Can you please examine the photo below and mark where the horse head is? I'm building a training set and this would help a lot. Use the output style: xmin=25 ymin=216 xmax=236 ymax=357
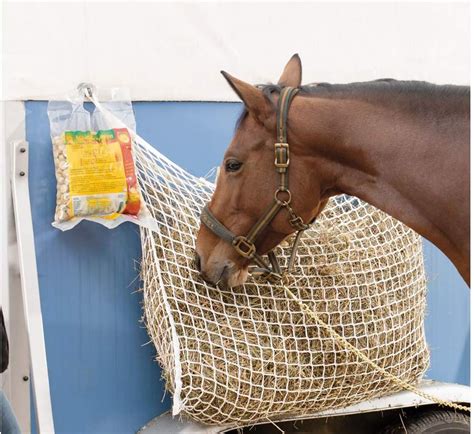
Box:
xmin=195 ymin=55 xmax=328 ymax=288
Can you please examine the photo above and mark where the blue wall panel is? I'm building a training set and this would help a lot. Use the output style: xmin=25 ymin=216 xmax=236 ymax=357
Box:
xmin=25 ymin=101 xmax=469 ymax=434
xmin=423 ymin=240 xmax=470 ymax=385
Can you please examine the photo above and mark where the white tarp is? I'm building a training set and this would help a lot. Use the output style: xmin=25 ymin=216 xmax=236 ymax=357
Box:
xmin=3 ymin=1 xmax=469 ymax=101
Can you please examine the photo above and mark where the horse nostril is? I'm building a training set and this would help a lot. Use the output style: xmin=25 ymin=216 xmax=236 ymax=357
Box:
xmin=194 ymin=253 xmax=202 ymax=272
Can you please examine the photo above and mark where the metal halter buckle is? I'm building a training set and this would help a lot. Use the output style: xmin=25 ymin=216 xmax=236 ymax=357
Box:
xmin=232 ymin=236 xmax=256 ymax=258
xmin=274 ymin=142 xmax=290 ymax=168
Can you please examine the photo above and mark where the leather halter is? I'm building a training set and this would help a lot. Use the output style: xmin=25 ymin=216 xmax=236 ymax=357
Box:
xmin=200 ymin=86 xmax=311 ymax=281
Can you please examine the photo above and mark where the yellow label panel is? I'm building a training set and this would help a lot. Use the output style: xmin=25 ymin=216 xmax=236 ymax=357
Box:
xmin=63 ymin=131 xmax=128 ymax=218
xmin=66 ymin=139 xmax=127 ymax=196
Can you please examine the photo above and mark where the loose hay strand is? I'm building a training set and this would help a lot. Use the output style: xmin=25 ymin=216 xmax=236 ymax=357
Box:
xmin=133 ymin=133 xmax=435 ymax=426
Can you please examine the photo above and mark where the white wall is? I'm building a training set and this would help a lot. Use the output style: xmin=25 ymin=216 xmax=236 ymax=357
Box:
xmin=3 ymin=1 xmax=470 ymax=101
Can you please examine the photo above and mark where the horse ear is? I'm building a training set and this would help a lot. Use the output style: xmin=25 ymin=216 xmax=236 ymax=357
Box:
xmin=278 ymin=53 xmax=302 ymax=87
xmin=221 ymin=71 xmax=271 ymax=125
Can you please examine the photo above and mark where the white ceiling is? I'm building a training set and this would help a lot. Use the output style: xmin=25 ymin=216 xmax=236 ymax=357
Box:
xmin=3 ymin=1 xmax=469 ymax=101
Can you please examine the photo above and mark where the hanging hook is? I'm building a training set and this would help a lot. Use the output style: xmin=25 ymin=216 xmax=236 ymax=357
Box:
xmin=77 ymin=82 xmax=96 ymax=100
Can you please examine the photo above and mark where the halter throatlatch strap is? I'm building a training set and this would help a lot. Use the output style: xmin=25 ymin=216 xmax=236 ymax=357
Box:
xmin=200 ymin=86 xmax=312 ymax=281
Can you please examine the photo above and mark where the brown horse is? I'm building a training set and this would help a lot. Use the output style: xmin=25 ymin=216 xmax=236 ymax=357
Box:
xmin=195 ymin=54 xmax=470 ymax=288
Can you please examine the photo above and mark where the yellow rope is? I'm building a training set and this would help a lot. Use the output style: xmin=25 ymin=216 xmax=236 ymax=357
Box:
xmin=282 ymin=286 xmax=470 ymax=413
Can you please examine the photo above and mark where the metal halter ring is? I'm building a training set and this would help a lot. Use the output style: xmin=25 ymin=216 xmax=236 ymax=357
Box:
xmin=232 ymin=236 xmax=256 ymax=258
xmin=274 ymin=188 xmax=292 ymax=206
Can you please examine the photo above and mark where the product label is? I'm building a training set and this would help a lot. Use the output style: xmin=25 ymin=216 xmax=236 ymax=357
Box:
xmin=64 ymin=129 xmax=140 ymax=218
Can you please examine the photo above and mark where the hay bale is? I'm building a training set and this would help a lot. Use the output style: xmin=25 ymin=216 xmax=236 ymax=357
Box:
xmin=136 ymin=143 xmax=429 ymax=427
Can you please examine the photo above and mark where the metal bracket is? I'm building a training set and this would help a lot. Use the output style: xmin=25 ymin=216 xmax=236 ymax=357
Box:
xmin=11 ymin=140 xmax=55 ymax=434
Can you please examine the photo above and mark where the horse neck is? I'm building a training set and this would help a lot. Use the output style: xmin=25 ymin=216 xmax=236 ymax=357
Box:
xmin=290 ymin=91 xmax=469 ymax=276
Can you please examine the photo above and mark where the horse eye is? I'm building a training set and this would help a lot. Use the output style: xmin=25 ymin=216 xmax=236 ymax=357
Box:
xmin=225 ymin=159 xmax=243 ymax=172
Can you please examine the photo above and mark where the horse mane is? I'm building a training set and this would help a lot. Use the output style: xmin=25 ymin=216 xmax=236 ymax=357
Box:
xmin=235 ymin=79 xmax=469 ymax=130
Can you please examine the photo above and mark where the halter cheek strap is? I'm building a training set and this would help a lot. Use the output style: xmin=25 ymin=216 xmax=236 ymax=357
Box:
xmin=200 ymin=86 xmax=311 ymax=281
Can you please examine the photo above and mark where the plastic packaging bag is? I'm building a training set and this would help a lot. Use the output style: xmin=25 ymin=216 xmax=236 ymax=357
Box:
xmin=48 ymin=87 xmax=157 ymax=231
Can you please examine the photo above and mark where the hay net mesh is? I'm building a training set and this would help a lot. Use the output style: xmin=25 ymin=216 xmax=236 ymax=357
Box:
xmin=135 ymin=137 xmax=429 ymax=427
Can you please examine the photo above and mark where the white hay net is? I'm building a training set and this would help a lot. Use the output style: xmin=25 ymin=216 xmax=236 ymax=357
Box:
xmin=135 ymin=138 xmax=429 ymax=427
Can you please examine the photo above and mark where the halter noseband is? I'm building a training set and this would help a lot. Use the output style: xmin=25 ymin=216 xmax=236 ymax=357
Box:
xmin=200 ymin=87 xmax=311 ymax=282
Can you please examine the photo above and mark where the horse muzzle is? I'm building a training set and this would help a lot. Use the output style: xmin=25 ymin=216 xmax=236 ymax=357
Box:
xmin=194 ymin=250 xmax=249 ymax=289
